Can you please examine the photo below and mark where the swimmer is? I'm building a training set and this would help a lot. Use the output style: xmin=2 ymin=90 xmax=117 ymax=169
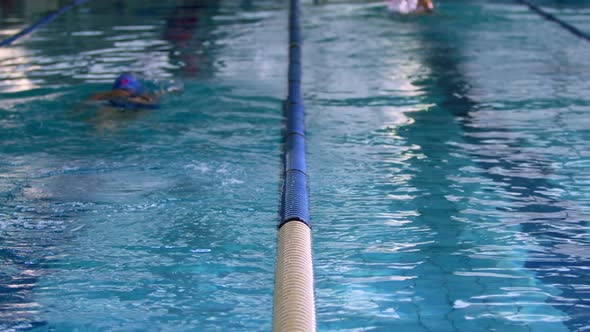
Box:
xmin=90 ymin=73 xmax=160 ymax=110
xmin=388 ymin=0 xmax=433 ymax=14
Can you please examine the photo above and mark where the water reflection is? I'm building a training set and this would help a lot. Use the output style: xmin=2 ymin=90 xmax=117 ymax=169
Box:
xmin=163 ymin=1 xmax=220 ymax=77
xmin=1 ymin=0 xmax=284 ymax=329
xmin=411 ymin=3 xmax=589 ymax=330
xmin=0 ymin=47 xmax=39 ymax=92
xmin=0 ymin=1 xmax=221 ymax=93
xmin=307 ymin=1 xmax=588 ymax=330
xmin=0 ymin=1 xmax=52 ymax=92
xmin=0 ymin=0 xmax=225 ymax=329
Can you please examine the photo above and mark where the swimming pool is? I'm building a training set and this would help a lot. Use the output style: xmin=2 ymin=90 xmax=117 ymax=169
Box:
xmin=1 ymin=0 xmax=589 ymax=331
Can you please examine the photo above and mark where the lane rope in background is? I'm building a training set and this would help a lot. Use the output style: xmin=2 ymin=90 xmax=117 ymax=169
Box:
xmin=515 ymin=0 xmax=590 ymax=42
xmin=0 ymin=0 xmax=90 ymax=47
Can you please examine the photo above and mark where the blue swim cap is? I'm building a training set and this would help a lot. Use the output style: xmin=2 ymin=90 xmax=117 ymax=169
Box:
xmin=112 ymin=73 xmax=142 ymax=93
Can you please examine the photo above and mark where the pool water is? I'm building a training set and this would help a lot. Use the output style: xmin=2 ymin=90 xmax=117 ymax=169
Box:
xmin=1 ymin=0 xmax=589 ymax=331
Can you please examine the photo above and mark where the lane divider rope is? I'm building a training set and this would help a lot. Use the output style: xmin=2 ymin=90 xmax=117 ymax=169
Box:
xmin=514 ymin=0 xmax=590 ymax=42
xmin=0 ymin=0 xmax=90 ymax=47
xmin=273 ymin=0 xmax=316 ymax=330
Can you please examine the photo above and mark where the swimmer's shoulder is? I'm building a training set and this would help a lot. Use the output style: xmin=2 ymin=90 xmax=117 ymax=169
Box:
xmin=90 ymin=89 xmax=132 ymax=101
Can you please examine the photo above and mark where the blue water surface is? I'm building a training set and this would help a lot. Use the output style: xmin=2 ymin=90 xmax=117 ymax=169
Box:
xmin=1 ymin=1 xmax=285 ymax=330
xmin=304 ymin=1 xmax=590 ymax=331
xmin=1 ymin=0 xmax=589 ymax=331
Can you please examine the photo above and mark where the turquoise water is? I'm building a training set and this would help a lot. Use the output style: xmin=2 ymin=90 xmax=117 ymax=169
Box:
xmin=530 ymin=0 xmax=590 ymax=35
xmin=1 ymin=0 xmax=589 ymax=331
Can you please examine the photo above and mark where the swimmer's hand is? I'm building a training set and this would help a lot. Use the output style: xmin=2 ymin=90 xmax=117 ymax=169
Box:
xmin=417 ymin=0 xmax=433 ymax=13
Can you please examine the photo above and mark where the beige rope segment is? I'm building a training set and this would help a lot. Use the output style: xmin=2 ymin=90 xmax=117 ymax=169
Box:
xmin=273 ymin=221 xmax=316 ymax=332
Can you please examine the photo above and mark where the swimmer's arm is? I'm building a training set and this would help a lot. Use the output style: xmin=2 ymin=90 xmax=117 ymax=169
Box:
xmin=90 ymin=90 xmax=131 ymax=101
xmin=75 ymin=91 xmax=127 ymax=113
xmin=126 ymin=93 xmax=160 ymax=105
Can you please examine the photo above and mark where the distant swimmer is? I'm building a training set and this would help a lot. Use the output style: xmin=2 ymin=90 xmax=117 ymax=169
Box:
xmin=91 ymin=73 xmax=160 ymax=110
xmin=388 ymin=0 xmax=433 ymax=14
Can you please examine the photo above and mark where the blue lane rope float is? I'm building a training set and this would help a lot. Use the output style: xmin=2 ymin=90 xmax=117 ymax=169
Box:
xmin=279 ymin=0 xmax=310 ymax=229
xmin=514 ymin=0 xmax=590 ymax=43
xmin=273 ymin=0 xmax=316 ymax=331
xmin=0 ymin=0 xmax=90 ymax=47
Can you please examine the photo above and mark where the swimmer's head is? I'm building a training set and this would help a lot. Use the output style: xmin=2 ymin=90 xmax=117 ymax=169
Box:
xmin=113 ymin=73 xmax=142 ymax=93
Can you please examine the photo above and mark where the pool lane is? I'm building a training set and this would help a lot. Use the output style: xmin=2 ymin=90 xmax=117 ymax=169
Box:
xmin=414 ymin=2 xmax=590 ymax=330
xmin=0 ymin=0 xmax=286 ymax=330
xmin=452 ymin=2 xmax=590 ymax=330
xmin=305 ymin=1 xmax=588 ymax=331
